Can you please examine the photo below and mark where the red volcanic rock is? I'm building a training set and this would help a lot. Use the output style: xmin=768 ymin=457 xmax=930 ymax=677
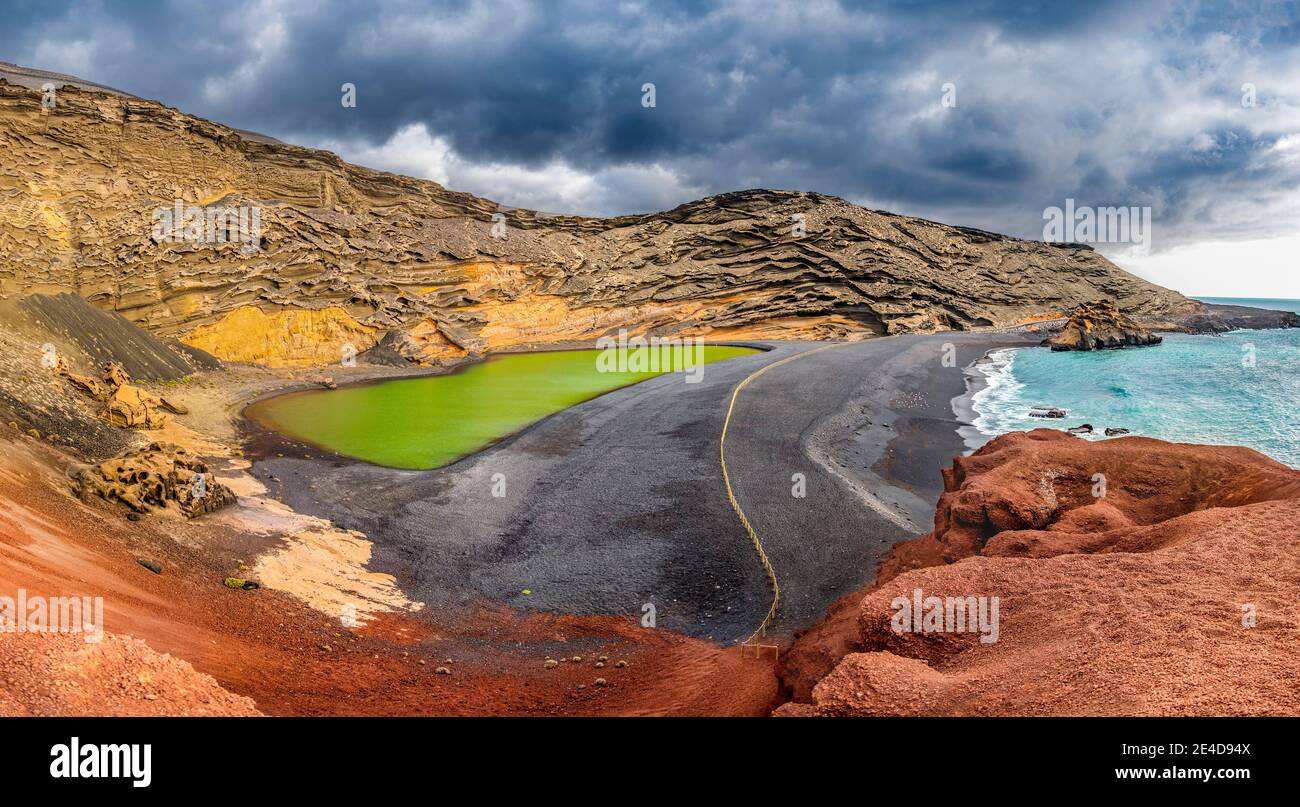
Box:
xmin=777 ymin=429 xmax=1300 ymax=715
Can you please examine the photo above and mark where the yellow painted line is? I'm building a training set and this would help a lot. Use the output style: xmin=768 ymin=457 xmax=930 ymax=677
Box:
xmin=719 ymin=342 xmax=843 ymax=645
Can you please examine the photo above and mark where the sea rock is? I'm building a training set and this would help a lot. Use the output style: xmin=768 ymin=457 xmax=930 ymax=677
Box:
xmin=71 ymin=442 xmax=236 ymax=517
xmin=1047 ymin=300 xmax=1162 ymax=351
xmin=1028 ymin=407 xmax=1066 ymax=419
xmin=777 ymin=430 xmax=1300 ymax=715
xmin=1104 ymin=427 xmax=1130 ymax=436
xmin=1067 ymin=424 xmax=1093 ymax=434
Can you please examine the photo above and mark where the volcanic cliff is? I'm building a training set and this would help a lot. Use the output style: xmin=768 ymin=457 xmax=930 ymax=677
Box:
xmin=0 ymin=66 xmax=1195 ymax=366
xmin=778 ymin=430 xmax=1300 ymax=716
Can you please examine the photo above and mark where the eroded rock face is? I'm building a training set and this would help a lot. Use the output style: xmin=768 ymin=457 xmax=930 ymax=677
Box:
xmin=71 ymin=441 xmax=236 ymax=517
xmin=0 ymin=77 xmax=1193 ymax=365
xmin=58 ymin=360 xmax=173 ymax=429
xmin=1047 ymin=300 xmax=1162 ymax=350
xmin=778 ymin=430 xmax=1300 ymax=716
xmin=912 ymin=429 xmax=1300 ymax=564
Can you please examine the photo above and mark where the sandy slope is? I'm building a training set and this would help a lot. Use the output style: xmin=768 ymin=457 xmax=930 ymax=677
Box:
xmin=0 ymin=430 xmax=778 ymax=716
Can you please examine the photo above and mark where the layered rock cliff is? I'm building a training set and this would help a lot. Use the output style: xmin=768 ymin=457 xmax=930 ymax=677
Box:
xmin=0 ymin=68 xmax=1194 ymax=365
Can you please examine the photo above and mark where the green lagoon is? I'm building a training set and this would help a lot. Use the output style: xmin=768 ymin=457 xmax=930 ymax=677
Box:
xmin=246 ymin=346 xmax=759 ymax=469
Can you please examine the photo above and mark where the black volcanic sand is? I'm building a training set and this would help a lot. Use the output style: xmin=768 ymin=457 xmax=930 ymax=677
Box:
xmin=244 ymin=331 xmax=1038 ymax=644
xmin=16 ymin=292 xmax=222 ymax=381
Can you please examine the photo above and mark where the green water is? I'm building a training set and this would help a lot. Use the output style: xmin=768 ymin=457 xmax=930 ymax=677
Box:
xmin=246 ymin=346 xmax=759 ymax=469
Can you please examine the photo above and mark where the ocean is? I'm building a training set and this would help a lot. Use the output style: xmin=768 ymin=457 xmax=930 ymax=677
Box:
xmin=968 ymin=298 xmax=1300 ymax=467
xmin=1196 ymin=296 xmax=1300 ymax=314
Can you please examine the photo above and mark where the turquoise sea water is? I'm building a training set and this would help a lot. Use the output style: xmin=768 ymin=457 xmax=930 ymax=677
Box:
xmin=1197 ymin=296 xmax=1300 ymax=314
xmin=971 ymin=327 xmax=1300 ymax=468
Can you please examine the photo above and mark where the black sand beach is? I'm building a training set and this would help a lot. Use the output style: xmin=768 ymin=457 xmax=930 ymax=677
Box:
xmin=246 ymin=331 xmax=1040 ymax=643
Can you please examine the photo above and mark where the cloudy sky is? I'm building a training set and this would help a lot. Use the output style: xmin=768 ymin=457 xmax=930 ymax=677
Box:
xmin=3 ymin=0 xmax=1299 ymax=296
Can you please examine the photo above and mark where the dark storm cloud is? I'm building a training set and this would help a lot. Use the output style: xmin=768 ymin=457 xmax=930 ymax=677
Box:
xmin=2 ymin=0 xmax=1298 ymax=249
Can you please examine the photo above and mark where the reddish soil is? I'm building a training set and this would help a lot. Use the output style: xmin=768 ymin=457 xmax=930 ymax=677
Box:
xmin=778 ymin=429 xmax=1300 ymax=715
xmin=0 ymin=430 xmax=778 ymax=716
xmin=0 ymin=632 xmax=260 ymax=716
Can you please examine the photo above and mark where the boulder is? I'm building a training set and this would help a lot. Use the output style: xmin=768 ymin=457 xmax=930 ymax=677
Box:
xmin=158 ymin=397 xmax=188 ymax=415
xmin=58 ymin=359 xmax=172 ymax=429
xmin=1029 ymin=407 xmax=1066 ymax=419
xmin=71 ymin=442 xmax=236 ymax=517
xmin=1047 ymin=300 xmax=1162 ymax=351
xmin=778 ymin=430 xmax=1300 ymax=716
xmin=105 ymin=383 xmax=169 ymax=429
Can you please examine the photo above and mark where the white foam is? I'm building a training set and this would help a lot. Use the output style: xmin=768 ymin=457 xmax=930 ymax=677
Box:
xmin=969 ymin=348 xmax=1024 ymax=438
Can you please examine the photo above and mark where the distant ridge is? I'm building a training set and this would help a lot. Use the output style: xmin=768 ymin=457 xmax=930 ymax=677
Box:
xmin=0 ymin=61 xmax=1195 ymax=366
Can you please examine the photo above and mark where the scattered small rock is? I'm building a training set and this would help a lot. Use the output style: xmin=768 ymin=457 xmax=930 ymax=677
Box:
xmin=435 ymin=666 xmax=451 ymax=675
xmin=615 ymin=660 xmax=628 ymax=668
xmin=594 ymin=678 xmax=606 ymax=687
xmin=137 ymin=559 xmax=162 ymax=574
xmin=544 ymin=659 xmax=559 ymax=669
xmin=223 ymin=577 xmax=260 ymax=591
xmin=1029 ymin=407 xmax=1066 ymax=419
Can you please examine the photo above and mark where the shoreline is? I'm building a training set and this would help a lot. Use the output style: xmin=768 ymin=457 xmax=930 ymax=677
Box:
xmin=4 ymin=320 xmax=1297 ymax=716
xmin=239 ymin=341 xmax=772 ymax=473
xmin=241 ymin=331 xmax=1043 ymax=645
xmin=950 ymin=346 xmax=1014 ymax=456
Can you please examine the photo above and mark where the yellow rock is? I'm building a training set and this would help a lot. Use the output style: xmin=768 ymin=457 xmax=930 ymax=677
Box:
xmin=183 ymin=305 xmax=379 ymax=367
